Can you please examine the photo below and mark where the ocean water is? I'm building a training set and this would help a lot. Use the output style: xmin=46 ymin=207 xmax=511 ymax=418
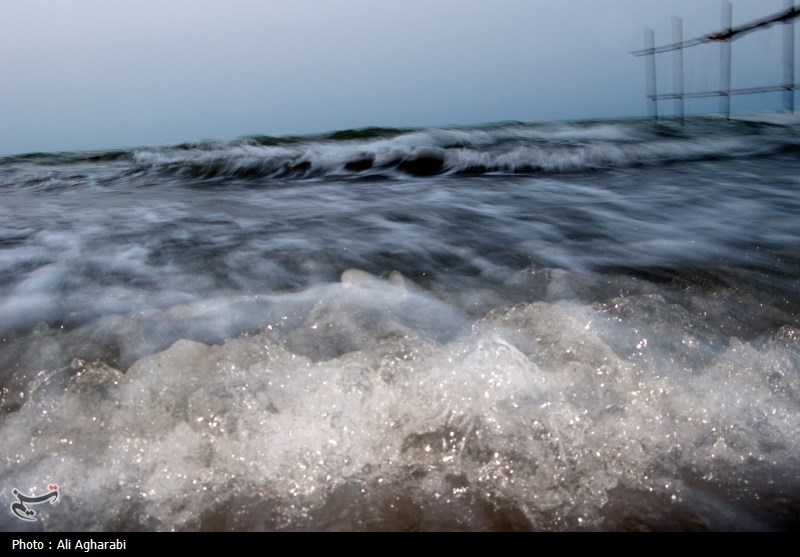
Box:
xmin=1 ymin=115 xmax=799 ymax=531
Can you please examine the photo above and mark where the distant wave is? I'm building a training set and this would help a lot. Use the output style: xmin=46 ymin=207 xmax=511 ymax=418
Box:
xmin=3 ymin=116 xmax=799 ymax=185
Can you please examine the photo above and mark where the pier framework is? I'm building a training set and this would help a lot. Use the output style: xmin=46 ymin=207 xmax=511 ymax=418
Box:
xmin=632 ymin=1 xmax=799 ymax=121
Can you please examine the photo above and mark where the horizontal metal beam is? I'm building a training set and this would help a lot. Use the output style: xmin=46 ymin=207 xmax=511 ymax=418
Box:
xmin=632 ymin=5 xmax=800 ymax=56
xmin=649 ymin=83 xmax=799 ymax=101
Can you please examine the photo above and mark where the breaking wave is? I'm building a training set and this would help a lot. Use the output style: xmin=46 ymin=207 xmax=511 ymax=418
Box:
xmin=3 ymin=117 xmax=799 ymax=186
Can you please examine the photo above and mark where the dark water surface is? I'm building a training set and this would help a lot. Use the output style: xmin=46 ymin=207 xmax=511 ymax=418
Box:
xmin=1 ymin=116 xmax=799 ymax=530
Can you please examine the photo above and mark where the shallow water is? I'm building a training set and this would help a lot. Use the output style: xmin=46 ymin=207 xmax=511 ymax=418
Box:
xmin=1 ymin=116 xmax=799 ymax=530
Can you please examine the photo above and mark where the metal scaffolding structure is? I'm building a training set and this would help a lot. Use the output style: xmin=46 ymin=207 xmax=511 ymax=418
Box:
xmin=632 ymin=0 xmax=799 ymax=120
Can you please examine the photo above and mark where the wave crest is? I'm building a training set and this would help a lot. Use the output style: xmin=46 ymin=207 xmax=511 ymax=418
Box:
xmin=4 ymin=117 xmax=798 ymax=185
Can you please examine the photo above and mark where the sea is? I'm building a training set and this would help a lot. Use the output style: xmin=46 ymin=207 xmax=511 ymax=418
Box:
xmin=1 ymin=115 xmax=799 ymax=531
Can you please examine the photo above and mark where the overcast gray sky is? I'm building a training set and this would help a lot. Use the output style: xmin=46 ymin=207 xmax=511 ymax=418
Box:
xmin=0 ymin=0 xmax=796 ymax=154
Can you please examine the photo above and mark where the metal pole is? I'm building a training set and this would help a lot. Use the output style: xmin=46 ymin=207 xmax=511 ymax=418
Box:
xmin=785 ymin=0 xmax=795 ymax=112
xmin=645 ymin=28 xmax=658 ymax=120
xmin=721 ymin=1 xmax=732 ymax=119
xmin=673 ymin=16 xmax=685 ymax=124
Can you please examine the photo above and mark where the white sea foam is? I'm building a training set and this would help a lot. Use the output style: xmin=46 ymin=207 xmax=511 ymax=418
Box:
xmin=1 ymin=272 xmax=797 ymax=531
